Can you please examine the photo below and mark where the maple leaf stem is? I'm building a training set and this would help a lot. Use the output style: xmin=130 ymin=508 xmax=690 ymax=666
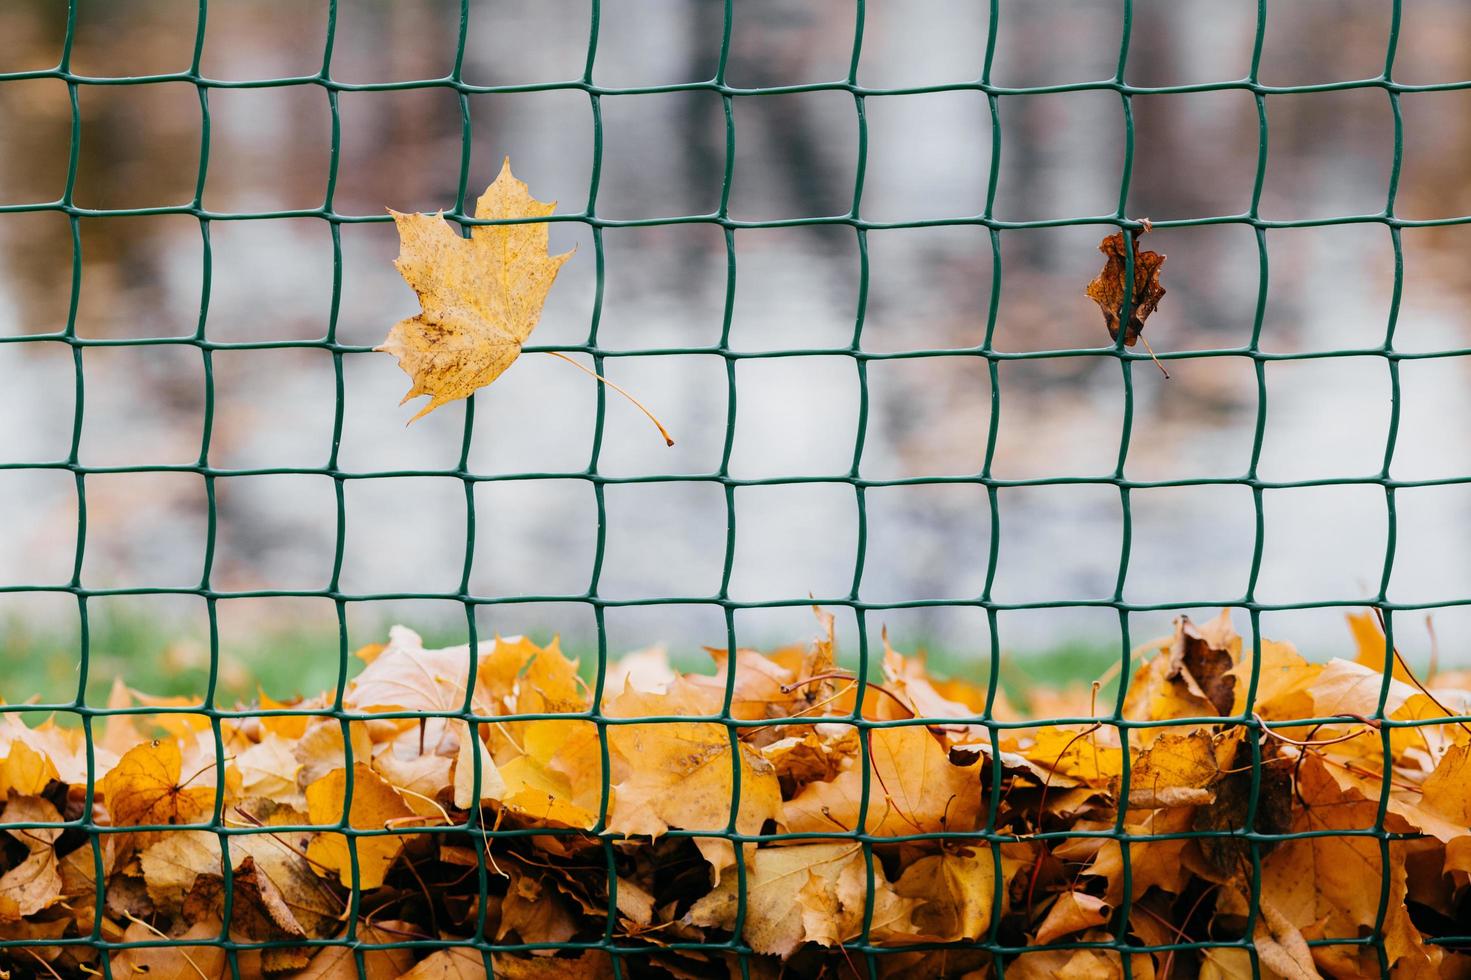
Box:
xmin=1137 ymin=333 xmax=1170 ymax=379
xmin=781 ymin=671 xmax=913 ymax=717
xmin=1426 ymin=614 xmax=1440 ymax=683
xmin=544 ymin=351 xmax=675 ymax=446
xmin=1370 ymin=606 xmax=1471 ymax=738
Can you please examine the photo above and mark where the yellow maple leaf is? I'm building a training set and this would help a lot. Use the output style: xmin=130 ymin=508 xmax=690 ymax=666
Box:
xmin=1023 ymin=724 xmax=1124 ymax=786
xmin=305 ymin=763 xmax=417 ymax=890
xmin=0 ymin=740 xmax=58 ymax=798
xmin=891 ymin=845 xmax=1027 ymax=943
xmin=494 ymin=717 xmax=605 ymax=830
xmin=1258 ymin=754 xmax=1424 ymax=975
xmin=603 ymin=685 xmax=782 ymax=880
xmin=1125 ymin=729 xmax=1232 ymax=811
xmin=782 ymin=723 xmax=982 ymax=837
xmin=378 ymin=158 xmax=574 ymax=423
xmin=99 ymin=739 xmax=216 ymax=827
xmin=685 ymin=841 xmax=915 ymax=958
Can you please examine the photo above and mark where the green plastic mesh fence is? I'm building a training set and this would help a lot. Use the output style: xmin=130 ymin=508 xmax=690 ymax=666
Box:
xmin=0 ymin=0 xmax=1464 ymax=976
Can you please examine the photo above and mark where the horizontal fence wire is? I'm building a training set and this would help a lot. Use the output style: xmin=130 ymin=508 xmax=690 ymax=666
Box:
xmin=0 ymin=0 xmax=1458 ymax=977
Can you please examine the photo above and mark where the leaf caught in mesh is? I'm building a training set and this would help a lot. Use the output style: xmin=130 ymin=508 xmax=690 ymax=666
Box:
xmin=378 ymin=159 xmax=672 ymax=443
xmin=1085 ymin=224 xmax=1169 ymax=376
xmin=378 ymin=158 xmax=573 ymax=424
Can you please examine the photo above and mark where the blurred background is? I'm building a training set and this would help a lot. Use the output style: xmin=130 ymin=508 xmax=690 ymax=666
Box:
xmin=4 ymin=0 xmax=1471 ymax=704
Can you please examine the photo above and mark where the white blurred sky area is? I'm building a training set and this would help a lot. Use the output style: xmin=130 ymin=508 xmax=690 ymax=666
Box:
xmin=5 ymin=0 xmax=1471 ymax=663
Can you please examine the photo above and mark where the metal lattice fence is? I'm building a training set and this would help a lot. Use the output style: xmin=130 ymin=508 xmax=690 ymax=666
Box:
xmin=0 ymin=0 xmax=1465 ymax=977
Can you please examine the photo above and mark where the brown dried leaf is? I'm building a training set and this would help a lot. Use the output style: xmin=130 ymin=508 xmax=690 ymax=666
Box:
xmin=1167 ymin=614 xmax=1237 ymax=717
xmin=110 ymin=919 xmax=229 ymax=980
xmin=685 ymin=842 xmax=915 ymax=959
xmin=0 ymin=796 xmax=63 ymax=920
xmin=1085 ymin=227 xmax=1166 ymax=346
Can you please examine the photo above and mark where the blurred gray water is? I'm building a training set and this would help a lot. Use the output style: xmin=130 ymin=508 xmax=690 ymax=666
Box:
xmin=4 ymin=0 xmax=1471 ymax=662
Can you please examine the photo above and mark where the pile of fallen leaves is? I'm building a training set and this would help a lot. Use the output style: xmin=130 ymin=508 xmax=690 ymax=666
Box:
xmin=2 ymin=609 xmax=1470 ymax=979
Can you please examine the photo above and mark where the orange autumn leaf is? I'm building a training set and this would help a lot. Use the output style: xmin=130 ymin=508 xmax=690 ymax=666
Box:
xmin=99 ymin=738 xmax=216 ymax=827
xmin=0 ymin=740 xmax=58 ymax=798
xmin=1033 ymin=890 xmax=1110 ymax=946
xmin=782 ymin=723 xmax=982 ymax=837
xmin=290 ymin=921 xmax=420 ymax=980
xmin=110 ymin=919 xmax=229 ymax=980
xmin=9 ymin=609 xmax=1471 ymax=975
xmin=603 ymin=682 xmax=782 ymax=879
xmin=305 ymin=763 xmax=417 ymax=890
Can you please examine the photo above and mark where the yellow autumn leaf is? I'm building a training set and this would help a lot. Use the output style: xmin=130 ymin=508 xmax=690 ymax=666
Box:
xmin=685 ymin=841 xmax=914 ymax=958
xmin=305 ymin=763 xmax=417 ymax=890
xmin=451 ymin=719 xmax=507 ymax=809
xmin=233 ymin=732 xmax=303 ymax=803
xmin=378 ymin=157 xmax=573 ymax=423
xmin=782 ymin=723 xmax=982 ymax=837
xmin=494 ymin=716 xmax=604 ymax=829
xmin=603 ymin=685 xmax=782 ymax=879
xmin=1258 ymin=754 xmax=1424 ymax=975
xmin=890 ymin=844 xmax=1026 ymax=943
xmin=478 ymin=634 xmax=587 ymax=717
xmin=0 ymin=740 xmax=58 ymax=798
xmin=1032 ymin=890 xmax=1110 ymax=946
xmin=1023 ymin=725 xmax=1124 ymax=786
xmin=99 ymin=738 xmax=216 ymax=827
xmin=1346 ymin=608 xmax=1415 ymax=684
xmin=1125 ymin=729 xmax=1231 ymax=810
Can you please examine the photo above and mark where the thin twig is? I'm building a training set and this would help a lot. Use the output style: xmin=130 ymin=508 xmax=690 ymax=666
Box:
xmin=1137 ymin=334 xmax=1170 ymax=379
xmin=545 ymin=350 xmax=674 ymax=446
xmin=1370 ymin=607 xmax=1471 ymax=737
xmin=1255 ymin=711 xmax=1378 ymax=748
xmin=1425 ymin=615 xmax=1440 ymax=684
